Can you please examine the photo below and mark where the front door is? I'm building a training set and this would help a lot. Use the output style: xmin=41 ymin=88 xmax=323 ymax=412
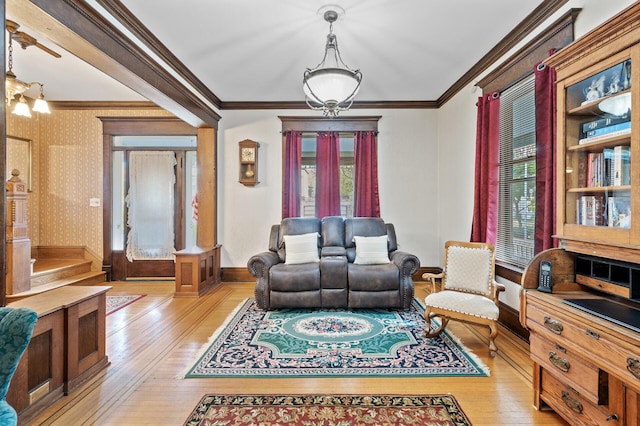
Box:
xmin=109 ymin=135 xmax=198 ymax=280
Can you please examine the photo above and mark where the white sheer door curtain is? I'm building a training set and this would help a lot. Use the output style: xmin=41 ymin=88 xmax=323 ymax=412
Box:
xmin=126 ymin=151 xmax=177 ymax=262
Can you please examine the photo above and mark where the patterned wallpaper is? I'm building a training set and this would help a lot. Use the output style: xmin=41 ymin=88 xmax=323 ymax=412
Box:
xmin=7 ymin=107 xmax=173 ymax=263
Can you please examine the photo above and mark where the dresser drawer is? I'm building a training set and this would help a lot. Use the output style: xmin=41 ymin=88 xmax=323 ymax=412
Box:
xmin=530 ymin=333 xmax=604 ymax=404
xmin=527 ymin=301 xmax=640 ymax=392
xmin=540 ymin=369 xmax=621 ymax=426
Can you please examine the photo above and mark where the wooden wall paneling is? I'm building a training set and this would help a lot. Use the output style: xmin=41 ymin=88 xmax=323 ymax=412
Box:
xmin=196 ymin=127 xmax=216 ymax=248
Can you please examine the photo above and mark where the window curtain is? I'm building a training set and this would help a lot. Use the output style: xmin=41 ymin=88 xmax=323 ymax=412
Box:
xmin=283 ymin=131 xmax=302 ymax=218
xmin=315 ymin=131 xmax=341 ymax=218
xmin=471 ymin=92 xmax=500 ymax=244
xmin=534 ymin=56 xmax=558 ymax=253
xmin=354 ymin=131 xmax=380 ymax=217
xmin=126 ymin=151 xmax=177 ymax=261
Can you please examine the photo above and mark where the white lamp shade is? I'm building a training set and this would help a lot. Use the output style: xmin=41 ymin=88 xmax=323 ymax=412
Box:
xmin=32 ymin=97 xmax=51 ymax=114
xmin=12 ymin=97 xmax=31 ymax=117
xmin=303 ymin=68 xmax=361 ymax=105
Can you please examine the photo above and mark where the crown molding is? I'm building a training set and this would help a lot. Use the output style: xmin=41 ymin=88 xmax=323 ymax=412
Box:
xmin=50 ymin=101 xmax=160 ymax=110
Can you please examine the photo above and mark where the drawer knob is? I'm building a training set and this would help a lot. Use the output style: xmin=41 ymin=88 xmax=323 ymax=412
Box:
xmin=627 ymin=357 xmax=640 ymax=380
xmin=549 ymin=351 xmax=570 ymax=372
xmin=544 ymin=316 xmax=563 ymax=334
xmin=561 ymin=390 xmax=583 ymax=414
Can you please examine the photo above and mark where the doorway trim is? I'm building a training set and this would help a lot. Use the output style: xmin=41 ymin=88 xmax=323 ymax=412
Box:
xmin=100 ymin=117 xmax=197 ymax=281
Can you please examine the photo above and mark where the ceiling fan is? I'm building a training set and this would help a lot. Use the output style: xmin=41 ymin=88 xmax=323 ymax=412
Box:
xmin=6 ymin=19 xmax=61 ymax=58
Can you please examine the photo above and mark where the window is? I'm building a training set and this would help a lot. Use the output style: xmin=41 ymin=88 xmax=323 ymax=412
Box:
xmin=301 ymin=133 xmax=355 ymax=217
xmin=280 ymin=116 xmax=381 ymax=219
xmin=496 ymin=76 xmax=536 ymax=267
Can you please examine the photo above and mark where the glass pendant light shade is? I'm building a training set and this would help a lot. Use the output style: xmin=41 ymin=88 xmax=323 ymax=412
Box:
xmin=12 ymin=95 xmax=31 ymax=117
xmin=32 ymin=94 xmax=51 ymax=114
xmin=303 ymin=68 xmax=361 ymax=107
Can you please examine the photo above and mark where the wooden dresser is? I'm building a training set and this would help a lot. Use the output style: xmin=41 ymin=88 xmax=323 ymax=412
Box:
xmin=521 ymin=250 xmax=639 ymax=425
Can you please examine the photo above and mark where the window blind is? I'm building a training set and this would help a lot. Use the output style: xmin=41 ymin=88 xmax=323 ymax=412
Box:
xmin=496 ymin=76 xmax=536 ymax=267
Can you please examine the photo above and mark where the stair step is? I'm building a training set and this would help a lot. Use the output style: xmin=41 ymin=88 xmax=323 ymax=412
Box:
xmin=7 ymin=271 xmax=106 ymax=302
xmin=31 ymin=259 xmax=93 ymax=287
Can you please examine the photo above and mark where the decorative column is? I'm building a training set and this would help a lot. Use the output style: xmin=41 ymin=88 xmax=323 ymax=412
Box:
xmin=6 ymin=169 xmax=31 ymax=295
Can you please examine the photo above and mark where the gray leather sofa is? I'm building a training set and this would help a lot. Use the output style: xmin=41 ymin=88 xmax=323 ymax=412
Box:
xmin=247 ymin=216 xmax=420 ymax=310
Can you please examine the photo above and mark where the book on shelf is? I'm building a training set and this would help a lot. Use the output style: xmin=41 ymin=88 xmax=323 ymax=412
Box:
xmin=612 ymin=145 xmax=631 ymax=186
xmin=577 ymin=195 xmax=605 ymax=226
xmin=577 ymin=152 xmax=588 ymax=187
xmin=607 ymin=195 xmax=631 ymax=228
xmin=578 ymin=127 xmax=631 ymax=145
xmin=583 ymin=120 xmax=631 ymax=138
xmin=585 ymin=150 xmax=613 ymax=187
xmin=581 ymin=114 xmax=630 ymax=134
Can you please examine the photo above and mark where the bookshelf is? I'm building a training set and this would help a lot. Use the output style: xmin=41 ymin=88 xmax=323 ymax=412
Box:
xmin=552 ymin=36 xmax=639 ymax=261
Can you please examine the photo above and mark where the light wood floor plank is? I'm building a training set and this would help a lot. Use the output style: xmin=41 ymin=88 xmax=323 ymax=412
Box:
xmin=22 ymin=281 xmax=567 ymax=425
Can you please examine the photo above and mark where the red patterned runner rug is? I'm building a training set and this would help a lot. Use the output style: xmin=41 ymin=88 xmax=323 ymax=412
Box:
xmin=184 ymin=394 xmax=472 ymax=426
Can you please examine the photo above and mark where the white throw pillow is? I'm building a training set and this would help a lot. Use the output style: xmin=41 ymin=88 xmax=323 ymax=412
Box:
xmin=353 ymin=235 xmax=390 ymax=265
xmin=283 ymin=232 xmax=319 ymax=265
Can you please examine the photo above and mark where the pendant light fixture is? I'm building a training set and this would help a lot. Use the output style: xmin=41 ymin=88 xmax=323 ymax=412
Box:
xmin=303 ymin=8 xmax=362 ymax=117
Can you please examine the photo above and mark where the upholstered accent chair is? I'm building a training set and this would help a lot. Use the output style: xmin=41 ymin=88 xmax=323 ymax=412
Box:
xmin=0 ymin=307 xmax=38 ymax=425
xmin=422 ymin=241 xmax=505 ymax=356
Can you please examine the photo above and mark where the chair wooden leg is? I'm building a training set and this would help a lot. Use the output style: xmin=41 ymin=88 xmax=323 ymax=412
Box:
xmin=424 ymin=312 xmax=447 ymax=338
xmin=488 ymin=321 xmax=498 ymax=356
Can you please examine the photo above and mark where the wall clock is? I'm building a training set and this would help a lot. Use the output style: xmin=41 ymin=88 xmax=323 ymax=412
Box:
xmin=239 ymin=139 xmax=259 ymax=186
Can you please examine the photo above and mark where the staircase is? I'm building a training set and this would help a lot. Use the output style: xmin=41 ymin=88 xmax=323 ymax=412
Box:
xmin=7 ymin=248 xmax=106 ymax=302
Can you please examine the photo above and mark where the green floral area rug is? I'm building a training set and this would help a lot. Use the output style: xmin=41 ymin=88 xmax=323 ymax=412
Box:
xmin=183 ymin=298 xmax=489 ymax=378
xmin=184 ymin=394 xmax=472 ymax=426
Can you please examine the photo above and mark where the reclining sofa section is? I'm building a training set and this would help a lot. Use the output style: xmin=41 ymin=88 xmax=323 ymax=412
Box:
xmin=247 ymin=216 xmax=420 ymax=310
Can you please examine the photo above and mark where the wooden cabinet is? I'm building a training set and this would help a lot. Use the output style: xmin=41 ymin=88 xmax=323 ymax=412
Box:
xmin=7 ymin=286 xmax=111 ymax=423
xmin=522 ymin=285 xmax=639 ymax=426
xmin=174 ymin=245 xmax=221 ymax=297
xmin=521 ymin=6 xmax=640 ymax=424
xmin=548 ymin=2 xmax=640 ymax=264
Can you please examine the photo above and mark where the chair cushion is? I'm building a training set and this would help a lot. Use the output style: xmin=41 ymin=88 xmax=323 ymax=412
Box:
xmin=424 ymin=290 xmax=499 ymax=320
xmin=283 ymin=232 xmax=319 ymax=265
xmin=353 ymin=235 xmax=390 ymax=265
xmin=444 ymin=245 xmax=492 ymax=296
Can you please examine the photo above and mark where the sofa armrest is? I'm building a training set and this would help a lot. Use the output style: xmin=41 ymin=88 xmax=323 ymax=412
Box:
xmin=247 ymin=251 xmax=280 ymax=277
xmin=390 ymin=251 xmax=420 ymax=276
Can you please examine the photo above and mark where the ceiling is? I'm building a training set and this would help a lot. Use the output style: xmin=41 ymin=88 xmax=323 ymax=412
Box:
xmin=5 ymin=0 xmax=548 ymax=110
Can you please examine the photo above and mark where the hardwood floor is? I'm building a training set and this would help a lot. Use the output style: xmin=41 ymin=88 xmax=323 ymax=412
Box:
xmin=23 ymin=281 xmax=567 ymax=425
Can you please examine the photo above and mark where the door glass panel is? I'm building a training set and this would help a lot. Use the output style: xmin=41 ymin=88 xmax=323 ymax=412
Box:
xmin=112 ymin=151 xmax=125 ymax=250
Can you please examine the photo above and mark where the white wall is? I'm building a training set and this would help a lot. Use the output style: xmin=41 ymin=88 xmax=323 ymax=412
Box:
xmin=217 ymin=109 xmax=439 ymax=269
xmin=217 ymin=0 xmax=637 ymax=311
